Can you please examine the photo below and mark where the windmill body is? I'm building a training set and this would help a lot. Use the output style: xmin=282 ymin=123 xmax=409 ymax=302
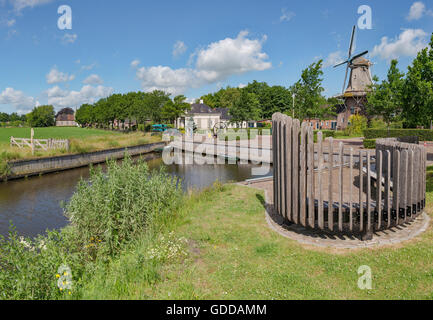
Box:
xmin=334 ymin=26 xmax=373 ymax=130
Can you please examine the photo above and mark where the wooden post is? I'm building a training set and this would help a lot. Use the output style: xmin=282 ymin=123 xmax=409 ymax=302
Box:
xmin=392 ymin=150 xmax=401 ymax=226
xmin=349 ymin=148 xmax=354 ymax=232
xmin=286 ymin=117 xmax=293 ymax=221
xmin=400 ymin=150 xmax=408 ymax=223
xmin=385 ymin=150 xmax=391 ymax=228
xmin=364 ymin=153 xmax=372 ymax=239
xmin=292 ymin=120 xmax=300 ymax=224
xmin=300 ymin=123 xmax=308 ymax=227
xmin=317 ymin=132 xmax=324 ymax=230
xmin=377 ymin=150 xmax=383 ymax=229
xmin=308 ymin=126 xmax=315 ymax=228
xmin=338 ymin=142 xmax=344 ymax=232
xmin=407 ymin=150 xmax=414 ymax=220
xmin=279 ymin=121 xmax=286 ymax=219
xmin=359 ymin=151 xmax=364 ymax=233
xmin=328 ymin=137 xmax=334 ymax=231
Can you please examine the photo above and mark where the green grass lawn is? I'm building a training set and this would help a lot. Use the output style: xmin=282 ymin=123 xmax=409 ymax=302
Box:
xmin=0 ymin=127 xmax=160 ymax=177
xmin=0 ymin=127 xmax=118 ymax=143
xmin=80 ymin=175 xmax=433 ymax=300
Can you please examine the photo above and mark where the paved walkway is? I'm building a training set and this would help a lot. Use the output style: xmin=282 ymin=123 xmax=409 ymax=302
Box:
xmin=239 ymin=178 xmax=430 ymax=249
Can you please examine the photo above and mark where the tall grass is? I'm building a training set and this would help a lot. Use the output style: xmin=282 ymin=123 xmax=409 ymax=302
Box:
xmin=0 ymin=156 xmax=183 ymax=299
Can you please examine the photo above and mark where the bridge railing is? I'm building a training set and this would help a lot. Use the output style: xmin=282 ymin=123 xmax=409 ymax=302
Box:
xmin=272 ymin=113 xmax=426 ymax=239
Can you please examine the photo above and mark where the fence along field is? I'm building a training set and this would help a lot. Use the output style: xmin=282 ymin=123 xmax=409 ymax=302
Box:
xmin=272 ymin=113 xmax=426 ymax=240
xmin=10 ymin=129 xmax=70 ymax=154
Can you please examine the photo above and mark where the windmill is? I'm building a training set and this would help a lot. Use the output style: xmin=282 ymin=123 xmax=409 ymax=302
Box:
xmin=333 ymin=26 xmax=373 ymax=129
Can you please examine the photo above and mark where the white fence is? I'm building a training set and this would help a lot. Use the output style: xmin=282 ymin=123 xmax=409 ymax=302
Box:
xmin=10 ymin=136 xmax=70 ymax=152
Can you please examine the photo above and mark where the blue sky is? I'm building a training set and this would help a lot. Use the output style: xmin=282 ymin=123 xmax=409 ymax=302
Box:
xmin=0 ymin=0 xmax=432 ymax=114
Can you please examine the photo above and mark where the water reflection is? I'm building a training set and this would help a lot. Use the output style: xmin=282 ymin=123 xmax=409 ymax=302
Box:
xmin=0 ymin=153 xmax=272 ymax=238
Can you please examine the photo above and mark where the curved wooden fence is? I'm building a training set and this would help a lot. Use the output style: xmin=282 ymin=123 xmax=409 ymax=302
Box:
xmin=272 ymin=113 xmax=426 ymax=239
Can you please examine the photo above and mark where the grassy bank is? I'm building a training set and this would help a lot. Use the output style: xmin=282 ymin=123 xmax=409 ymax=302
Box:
xmin=1 ymin=160 xmax=432 ymax=300
xmin=0 ymin=127 xmax=161 ymax=177
xmin=79 ymin=182 xmax=433 ymax=300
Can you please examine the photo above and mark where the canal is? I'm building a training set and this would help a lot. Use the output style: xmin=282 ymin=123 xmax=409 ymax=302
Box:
xmin=0 ymin=153 xmax=272 ymax=238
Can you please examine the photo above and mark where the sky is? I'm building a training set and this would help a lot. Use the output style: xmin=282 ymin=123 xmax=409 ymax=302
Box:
xmin=0 ymin=0 xmax=432 ymax=114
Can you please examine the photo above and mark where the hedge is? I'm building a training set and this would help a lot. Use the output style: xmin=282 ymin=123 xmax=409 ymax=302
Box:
xmin=363 ymin=129 xmax=433 ymax=141
xmin=363 ymin=139 xmax=376 ymax=149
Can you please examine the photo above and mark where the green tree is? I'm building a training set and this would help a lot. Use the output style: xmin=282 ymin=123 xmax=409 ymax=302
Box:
xmin=367 ymin=59 xmax=405 ymax=129
xmin=401 ymin=33 xmax=433 ymax=128
xmin=228 ymin=90 xmax=260 ymax=126
xmin=0 ymin=112 xmax=9 ymax=122
xmin=26 ymin=105 xmax=55 ymax=127
xmin=75 ymin=104 xmax=94 ymax=127
xmin=293 ymin=60 xmax=328 ymax=121
xmin=161 ymin=95 xmax=191 ymax=124
xmin=146 ymin=90 xmax=171 ymax=123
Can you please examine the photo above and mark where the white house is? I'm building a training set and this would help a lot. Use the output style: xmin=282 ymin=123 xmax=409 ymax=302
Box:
xmin=176 ymin=100 xmax=256 ymax=130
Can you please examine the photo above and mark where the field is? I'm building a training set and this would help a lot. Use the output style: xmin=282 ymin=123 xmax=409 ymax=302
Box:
xmin=0 ymin=127 xmax=161 ymax=176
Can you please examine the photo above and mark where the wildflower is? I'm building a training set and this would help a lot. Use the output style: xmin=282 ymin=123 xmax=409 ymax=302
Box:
xmin=56 ymin=274 xmax=60 ymax=278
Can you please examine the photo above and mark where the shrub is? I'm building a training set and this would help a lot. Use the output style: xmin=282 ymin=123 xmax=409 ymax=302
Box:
xmin=0 ymin=156 xmax=184 ymax=299
xmin=65 ymin=156 xmax=183 ymax=257
xmin=363 ymin=139 xmax=376 ymax=149
xmin=363 ymin=129 xmax=433 ymax=141
xmin=345 ymin=115 xmax=367 ymax=136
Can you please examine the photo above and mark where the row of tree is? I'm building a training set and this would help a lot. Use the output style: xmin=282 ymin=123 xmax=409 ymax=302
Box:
xmin=75 ymin=91 xmax=191 ymax=129
xmin=367 ymin=34 xmax=433 ymax=129
xmin=0 ymin=112 xmax=26 ymax=123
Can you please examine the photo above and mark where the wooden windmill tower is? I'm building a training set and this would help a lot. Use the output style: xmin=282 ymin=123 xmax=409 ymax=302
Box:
xmin=334 ymin=26 xmax=373 ymax=130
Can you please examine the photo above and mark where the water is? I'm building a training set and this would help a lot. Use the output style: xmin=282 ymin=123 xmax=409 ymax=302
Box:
xmin=0 ymin=153 xmax=272 ymax=238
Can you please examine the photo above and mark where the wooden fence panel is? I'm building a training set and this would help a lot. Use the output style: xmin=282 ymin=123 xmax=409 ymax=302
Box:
xmin=271 ymin=114 xmax=427 ymax=239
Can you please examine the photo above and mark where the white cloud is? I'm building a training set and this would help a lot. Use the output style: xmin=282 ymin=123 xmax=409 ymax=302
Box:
xmin=61 ymin=33 xmax=77 ymax=44
xmin=194 ymin=31 xmax=271 ymax=82
xmin=371 ymin=29 xmax=429 ymax=60
xmin=136 ymin=66 xmax=197 ymax=96
xmin=130 ymin=59 xmax=140 ymax=68
xmin=47 ymin=85 xmax=114 ymax=109
xmin=83 ymin=74 xmax=103 ymax=85
xmin=46 ymin=67 xmax=75 ymax=84
xmin=238 ymin=83 xmax=247 ymax=88
xmin=173 ymin=41 xmax=187 ymax=57
xmin=280 ymin=8 xmax=295 ymax=22
xmin=135 ymin=31 xmax=272 ymax=95
xmin=45 ymin=85 xmax=68 ymax=98
xmin=6 ymin=19 xmax=16 ymax=27
xmin=81 ymin=63 xmax=96 ymax=71
xmin=407 ymin=2 xmax=426 ymax=20
xmin=323 ymin=51 xmax=345 ymax=68
xmin=0 ymin=87 xmax=35 ymax=113
xmin=9 ymin=0 xmax=54 ymax=12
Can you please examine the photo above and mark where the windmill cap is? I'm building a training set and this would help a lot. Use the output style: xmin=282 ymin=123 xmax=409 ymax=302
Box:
xmin=351 ymin=56 xmax=371 ymax=66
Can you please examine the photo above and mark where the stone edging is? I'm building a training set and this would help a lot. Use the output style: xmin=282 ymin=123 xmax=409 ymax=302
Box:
xmin=239 ymin=181 xmax=431 ymax=249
